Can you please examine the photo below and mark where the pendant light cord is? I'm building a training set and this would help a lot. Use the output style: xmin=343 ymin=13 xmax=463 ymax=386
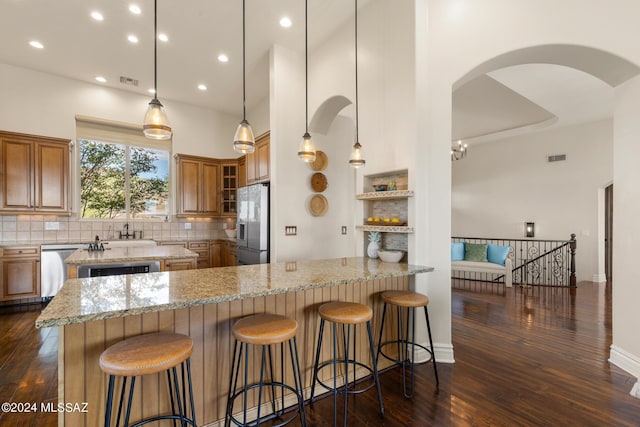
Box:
xmin=305 ymin=0 xmax=309 ymax=133
xmin=355 ymin=0 xmax=359 ymax=143
xmin=153 ymin=0 xmax=158 ymax=99
xmin=242 ymin=0 xmax=247 ymax=120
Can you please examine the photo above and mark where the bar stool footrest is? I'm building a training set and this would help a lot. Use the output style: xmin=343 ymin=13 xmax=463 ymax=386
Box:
xmin=313 ymin=359 xmax=377 ymax=395
xmin=228 ymin=381 xmax=303 ymax=427
xmin=378 ymin=340 xmax=435 ymax=366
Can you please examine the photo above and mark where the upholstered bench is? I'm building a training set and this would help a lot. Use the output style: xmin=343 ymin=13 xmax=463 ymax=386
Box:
xmin=451 ymin=242 xmax=513 ymax=287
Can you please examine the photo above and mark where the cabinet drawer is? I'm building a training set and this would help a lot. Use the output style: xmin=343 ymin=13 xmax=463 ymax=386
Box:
xmin=2 ymin=247 xmax=40 ymax=257
xmin=188 ymin=241 xmax=209 ymax=250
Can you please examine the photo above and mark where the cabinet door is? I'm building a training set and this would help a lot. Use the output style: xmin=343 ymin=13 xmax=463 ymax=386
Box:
xmin=202 ymin=162 xmax=220 ymax=215
xmin=257 ymin=140 xmax=270 ymax=181
xmin=1 ymin=258 xmax=40 ymax=300
xmin=163 ymin=258 xmax=195 ymax=271
xmin=246 ymin=150 xmax=257 ymax=184
xmin=178 ymin=158 xmax=202 ymax=215
xmin=36 ymin=142 xmax=69 ymax=212
xmin=224 ymin=243 xmax=237 ymax=266
xmin=1 ymin=138 xmax=33 ymax=211
xmin=237 ymin=156 xmax=247 ymax=188
xmin=210 ymin=242 xmax=223 ymax=267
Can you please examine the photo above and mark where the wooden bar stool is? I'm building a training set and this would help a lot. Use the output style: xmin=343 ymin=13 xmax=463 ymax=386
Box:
xmin=376 ymin=290 xmax=439 ymax=398
xmin=225 ymin=313 xmax=307 ymax=427
xmin=310 ymin=301 xmax=384 ymax=427
xmin=99 ymin=332 xmax=196 ymax=427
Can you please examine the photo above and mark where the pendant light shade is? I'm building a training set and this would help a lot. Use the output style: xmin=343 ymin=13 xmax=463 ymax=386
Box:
xmin=298 ymin=132 xmax=316 ymax=162
xmin=350 ymin=0 xmax=365 ymax=167
xmin=349 ymin=141 xmax=365 ymax=168
xmin=143 ymin=0 xmax=172 ymax=140
xmin=234 ymin=119 xmax=255 ymax=154
xmin=298 ymin=0 xmax=316 ymax=163
xmin=143 ymin=98 xmax=172 ymax=139
xmin=234 ymin=0 xmax=255 ymax=154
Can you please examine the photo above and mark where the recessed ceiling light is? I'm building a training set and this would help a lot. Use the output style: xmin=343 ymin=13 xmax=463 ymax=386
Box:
xmin=217 ymin=54 xmax=229 ymax=63
xmin=95 ymin=76 xmax=107 ymax=83
xmin=91 ymin=11 xmax=104 ymax=21
xmin=29 ymin=40 xmax=44 ymax=49
xmin=127 ymin=34 xmax=139 ymax=44
xmin=158 ymin=33 xmax=168 ymax=42
xmin=129 ymin=4 xmax=141 ymax=15
xmin=280 ymin=16 xmax=292 ymax=28
xmin=148 ymin=88 xmax=156 ymax=94
xmin=197 ymin=84 xmax=207 ymax=91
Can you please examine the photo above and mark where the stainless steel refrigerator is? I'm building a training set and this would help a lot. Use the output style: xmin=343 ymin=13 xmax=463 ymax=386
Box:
xmin=236 ymin=183 xmax=269 ymax=265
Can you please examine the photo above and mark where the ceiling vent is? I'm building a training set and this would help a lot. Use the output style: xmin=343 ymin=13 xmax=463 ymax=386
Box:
xmin=548 ymin=154 xmax=566 ymax=162
xmin=119 ymin=76 xmax=139 ymax=86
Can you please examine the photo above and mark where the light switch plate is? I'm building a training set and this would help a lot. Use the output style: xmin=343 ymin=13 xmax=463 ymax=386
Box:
xmin=341 ymin=226 xmax=347 ymax=235
xmin=285 ymin=226 xmax=297 ymax=236
xmin=184 ymin=223 xmax=192 ymax=229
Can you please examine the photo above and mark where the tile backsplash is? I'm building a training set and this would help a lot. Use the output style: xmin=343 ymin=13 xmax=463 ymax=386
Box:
xmin=0 ymin=215 xmax=235 ymax=243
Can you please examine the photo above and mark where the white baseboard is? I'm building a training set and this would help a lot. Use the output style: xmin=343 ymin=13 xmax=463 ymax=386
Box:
xmin=631 ymin=381 xmax=640 ymax=399
xmin=609 ymin=345 xmax=640 ymax=377
xmin=592 ymin=273 xmax=607 ymax=283
xmin=411 ymin=341 xmax=455 ymax=364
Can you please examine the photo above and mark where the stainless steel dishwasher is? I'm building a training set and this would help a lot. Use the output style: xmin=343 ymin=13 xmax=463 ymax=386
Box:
xmin=40 ymin=243 xmax=84 ymax=300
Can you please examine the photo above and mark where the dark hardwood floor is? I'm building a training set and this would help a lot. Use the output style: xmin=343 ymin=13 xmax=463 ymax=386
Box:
xmin=1 ymin=282 xmax=638 ymax=426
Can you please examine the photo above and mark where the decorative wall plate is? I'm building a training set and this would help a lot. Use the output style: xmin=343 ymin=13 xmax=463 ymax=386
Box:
xmin=309 ymin=150 xmax=328 ymax=171
xmin=309 ymin=194 xmax=328 ymax=216
xmin=310 ymin=172 xmax=328 ymax=192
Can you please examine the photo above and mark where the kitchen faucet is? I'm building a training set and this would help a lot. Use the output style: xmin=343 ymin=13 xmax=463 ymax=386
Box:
xmin=119 ymin=223 xmax=135 ymax=240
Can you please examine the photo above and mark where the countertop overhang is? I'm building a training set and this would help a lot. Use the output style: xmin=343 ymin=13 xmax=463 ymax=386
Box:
xmin=64 ymin=245 xmax=199 ymax=265
xmin=36 ymin=257 xmax=433 ymax=328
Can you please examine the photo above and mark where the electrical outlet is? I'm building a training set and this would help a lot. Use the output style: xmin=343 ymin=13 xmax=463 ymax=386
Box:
xmin=45 ymin=222 xmax=60 ymax=230
xmin=184 ymin=222 xmax=192 ymax=230
xmin=341 ymin=226 xmax=347 ymax=235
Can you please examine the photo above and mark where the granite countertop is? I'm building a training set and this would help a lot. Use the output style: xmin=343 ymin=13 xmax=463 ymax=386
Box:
xmin=36 ymin=257 xmax=434 ymax=328
xmin=64 ymin=245 xmax=198 ymax=265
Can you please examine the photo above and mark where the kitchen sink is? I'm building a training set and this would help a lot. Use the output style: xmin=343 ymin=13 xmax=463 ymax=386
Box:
xmin=101 ymin=240 xmax=157 ymax=248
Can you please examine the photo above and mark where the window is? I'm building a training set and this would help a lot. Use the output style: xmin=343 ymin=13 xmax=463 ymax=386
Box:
xmin=76 ymin=116 xmax=171 ymax=220
xmin=80 ymin=141 xmax=169 ymax=219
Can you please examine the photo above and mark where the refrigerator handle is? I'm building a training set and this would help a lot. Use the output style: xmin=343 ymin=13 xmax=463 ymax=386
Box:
xmin=238 ymin=223 xmax=246 ymax=241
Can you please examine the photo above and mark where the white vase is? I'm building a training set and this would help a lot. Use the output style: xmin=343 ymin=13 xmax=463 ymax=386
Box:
xmin=367 ymin=241 xmax=380 ymax=258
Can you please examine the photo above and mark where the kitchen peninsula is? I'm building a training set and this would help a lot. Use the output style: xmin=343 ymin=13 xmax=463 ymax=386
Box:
xmin=64 ymin=244 xmax=199 ymax=278
xmin=36 ymin=258 xmax=433 ymax=426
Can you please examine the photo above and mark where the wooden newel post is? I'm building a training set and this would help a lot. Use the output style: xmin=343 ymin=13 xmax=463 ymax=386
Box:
xmin=569 ymin=233 xmax=577 ymax=287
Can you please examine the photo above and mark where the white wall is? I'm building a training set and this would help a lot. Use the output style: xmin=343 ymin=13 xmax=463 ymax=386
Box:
xmin=452 ymin=119 xmax=613 ymax=282
xmin=422 ymin=0 xmax=640 ymax=382
xmin=0 ymin=63 xmax=238 ymax=158
xmin=611 ymin=75 xmax=640 ymax=378
xmin=0 ymin=62 xmax=240 ymax=218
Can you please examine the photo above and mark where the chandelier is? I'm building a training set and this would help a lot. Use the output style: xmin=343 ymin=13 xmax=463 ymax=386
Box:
xmin=451 ymin=140 xmax=468 ymax=161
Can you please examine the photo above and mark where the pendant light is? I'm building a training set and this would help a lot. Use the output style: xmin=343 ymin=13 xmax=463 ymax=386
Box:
xmin=233 ymin=0 xmax=255 ymax=154
xmin=143 ymin=0 xmax=172 ymax=140
xmin=298 ymin=0 xmax=317 ymax=163
xmin=349 ymin=0 xmax=365 ymax=168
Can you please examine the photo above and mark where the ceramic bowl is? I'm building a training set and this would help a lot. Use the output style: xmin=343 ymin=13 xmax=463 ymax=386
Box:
xmin=377 ymin=249 xmax=404 ymax=262
xmin=224 ymin=229 xmax=237 ymax=238
xmin=373 ymin=184 xmax=388 ymax=192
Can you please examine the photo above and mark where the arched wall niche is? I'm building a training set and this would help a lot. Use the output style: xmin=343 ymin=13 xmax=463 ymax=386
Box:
xmin=309 ymin=95 xmax=353 ymax=135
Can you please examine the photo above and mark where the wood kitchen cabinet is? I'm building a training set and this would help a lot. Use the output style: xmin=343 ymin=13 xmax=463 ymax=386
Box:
xmin=224 ymin=242 xmax=238 ymax=266
xmin=0 ymin=246 xmax=40 ymax=301
xmin=246 ymin=131 xmax=270 ymax=184
xmin=176 ymin=154 xmax=220 ymax=217
xmin=0 ymin=130 xmax=70 ymax=215
xmin=161 ymin=258 xmax=196 ymax=271
xmin=188 ymin=241 xmax=210 ymax=269
xmin=220 ymin=162 xmax=238 ymax=216
xmin=210 ymin=241 xmax=223 ymax=267
xmin=237 ymin=156 xmax=246 ymax=188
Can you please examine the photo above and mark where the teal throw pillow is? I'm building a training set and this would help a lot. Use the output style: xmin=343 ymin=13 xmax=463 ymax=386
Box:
xmin=451 ymin=242 xmax=465 ymax=261
xmin=464 ymin=242 xmax=488 ymax=262
xmin=487 ymin=244 xmax=510 ymax=266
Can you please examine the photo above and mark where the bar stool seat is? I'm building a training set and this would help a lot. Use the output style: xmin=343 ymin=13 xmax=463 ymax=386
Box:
xmin=226 ymin=314 xmax=307 ymax=427
xmin=377 ymin=290 xmax=439 ymax=399
xmin=310 ymin=301 xmax=383 ymax=427
xmin=100 ymin=332 xmax=196 ymax=427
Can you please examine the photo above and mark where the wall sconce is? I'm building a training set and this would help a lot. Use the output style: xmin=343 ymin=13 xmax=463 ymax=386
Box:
xmin=525 ymin=222 xmax=535 ymax=238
